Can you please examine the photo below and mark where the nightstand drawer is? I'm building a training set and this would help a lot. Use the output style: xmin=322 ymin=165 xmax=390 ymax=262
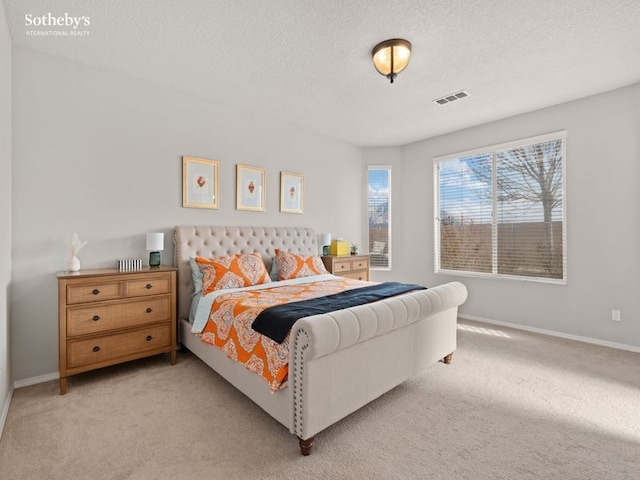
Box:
xmin=67 ymin=323 xmax=171 ymax=368
xmin=67 ymin=297 xmax=172 ymax=336
xmin=126 ymin=275 xmax=172 ymax=297
xmin=341 ymin=270 xmax=369 ymax=281
xmin=332 ymin=259 xmax=352 ymax=272
xmin=322 ymin=255 xmax=370 ymax=282
xmin=67 ymin=281 xmax=121 ymax=305
xmin=352 ymin=258 xmax=369 ymax=270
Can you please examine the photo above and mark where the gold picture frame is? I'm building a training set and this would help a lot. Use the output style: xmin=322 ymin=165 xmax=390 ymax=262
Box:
xmin=236 ymin=164 xmax=266 ymax=211
xmin=182 ymin=156 xmax=219 ymax=209
xmin=280 ymin=171 xmax=304 ymax=214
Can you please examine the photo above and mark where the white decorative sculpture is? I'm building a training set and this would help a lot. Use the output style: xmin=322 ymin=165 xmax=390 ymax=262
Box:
xmin=66 ymin=233 xmax=87 ymax=272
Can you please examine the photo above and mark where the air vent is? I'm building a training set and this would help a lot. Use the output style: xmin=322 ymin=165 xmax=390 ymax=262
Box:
xmin=434 ymin=90 xmax=469 ymax=105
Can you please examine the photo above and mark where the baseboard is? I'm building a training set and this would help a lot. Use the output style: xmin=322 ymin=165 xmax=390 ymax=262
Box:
xmin=0 ymin=385 xmax=14 ymax=441
xmin=13 ymin=371 xmax=59 ymax=389
xmin=459 ymin=314 xmax=640 ymax=354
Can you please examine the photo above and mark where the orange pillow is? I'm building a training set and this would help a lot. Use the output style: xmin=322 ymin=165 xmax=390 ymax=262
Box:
xmin=275 ymin=249 xmax=328 ymax=280
xmin=196 ymin=253 xmax=270 ymax=294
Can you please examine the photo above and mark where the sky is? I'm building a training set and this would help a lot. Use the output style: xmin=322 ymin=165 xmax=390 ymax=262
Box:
xmin=368 ymin=168 xmax=389 ymax=198
xmin=437 ymin=150 xmax=563 ymax=224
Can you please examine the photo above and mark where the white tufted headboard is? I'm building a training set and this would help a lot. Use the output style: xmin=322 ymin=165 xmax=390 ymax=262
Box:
xmin=173 ymin=226 xmax=318 ymax=321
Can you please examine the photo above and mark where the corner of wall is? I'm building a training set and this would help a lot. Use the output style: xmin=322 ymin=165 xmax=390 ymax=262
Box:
xmin=0 ymin=0 xmax=13 ymax=440
xmin=0 ymin=385 xmax=14 ymax=440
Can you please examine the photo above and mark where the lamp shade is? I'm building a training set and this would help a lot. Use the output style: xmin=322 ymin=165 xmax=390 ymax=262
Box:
xmin=146 ymin=232 xmax=164 ymax=251
xmin=372 ymin=38 xmax=412 ymax=83
xmin=320 ymin=233 xmax=332 ymax=246
xmin=319 ymin=233 xmax=332 ymax=256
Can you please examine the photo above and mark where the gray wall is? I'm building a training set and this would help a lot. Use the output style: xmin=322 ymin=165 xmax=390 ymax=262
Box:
xmin=11 ymin=47 xmax=363 ymax=382
xmin=394 ymin=84 xmax=640 ymax=348
xmin=0 ymin=1 xmax=12 ymax=421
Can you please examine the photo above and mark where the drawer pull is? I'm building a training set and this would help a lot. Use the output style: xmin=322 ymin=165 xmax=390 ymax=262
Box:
xmin=145 ymin=284 xmax=153 ymax=290
xmin=146 ymin=335 xmax=153 ymax=342
xmin=146 ymin=308 xmax=153 ymax=313
xmin=92 ymin=315 xmax=100 ymax=321
xmin=92 ymin=346 xmax=101 ymax=352
xmin=92 ymin=289 xmax=100 ymax=295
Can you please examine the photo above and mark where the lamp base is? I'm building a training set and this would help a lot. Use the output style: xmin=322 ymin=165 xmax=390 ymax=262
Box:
xmin=322 ymin=245 xmax=330 ymax=256
xmin=149 ymin=251 xmax=161 ymax=268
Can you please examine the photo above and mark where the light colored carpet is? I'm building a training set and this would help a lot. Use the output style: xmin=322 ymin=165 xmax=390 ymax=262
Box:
xmin=1 ymin=320 xmax=638 ymax=479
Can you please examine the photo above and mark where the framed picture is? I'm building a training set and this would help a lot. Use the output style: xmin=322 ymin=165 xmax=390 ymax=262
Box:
xmin=280 ymin=171 xmax=304 ymax=214
xmin=236 ymin=164 xmax=266 ymax=211
xmin=182 ymin=156 xmax=219 ymax=209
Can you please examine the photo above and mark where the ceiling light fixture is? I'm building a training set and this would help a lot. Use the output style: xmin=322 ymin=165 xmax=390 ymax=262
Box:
xmin=372 ymin=38 xmax=412 ymax=84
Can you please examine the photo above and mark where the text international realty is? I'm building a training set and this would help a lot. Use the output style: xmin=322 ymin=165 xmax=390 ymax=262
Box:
xmin=25 ymin=30 xmax=90 ymax=36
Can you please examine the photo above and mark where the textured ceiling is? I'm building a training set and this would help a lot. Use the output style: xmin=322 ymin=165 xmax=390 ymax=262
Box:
xmin=4 ymin=0 xmax=640 ymax=147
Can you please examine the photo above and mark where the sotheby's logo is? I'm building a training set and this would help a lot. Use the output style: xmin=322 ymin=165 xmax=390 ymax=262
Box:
xmin=24 ymin=13 xmax=91 ymax=36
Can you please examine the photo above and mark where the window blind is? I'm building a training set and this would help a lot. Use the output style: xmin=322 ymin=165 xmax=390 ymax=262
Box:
xmin=434 ymin=133 xmax=566 ymax=283
xmin=368 ymin=167 xmax=391 ymax=269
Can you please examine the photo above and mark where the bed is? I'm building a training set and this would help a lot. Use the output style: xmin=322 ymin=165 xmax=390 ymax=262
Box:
xmin=174 ymin=226 xmax=467 ymax=455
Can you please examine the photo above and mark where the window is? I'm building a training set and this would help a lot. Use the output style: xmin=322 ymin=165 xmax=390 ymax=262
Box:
xmin=434 ymin=132 xmax=566 ymax=283
xmin=368 ymin=166 xmax=391 ymax=269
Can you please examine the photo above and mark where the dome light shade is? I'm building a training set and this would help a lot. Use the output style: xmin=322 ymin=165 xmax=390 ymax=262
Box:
xmin=372 ymin=39 xmax=412 ymax=84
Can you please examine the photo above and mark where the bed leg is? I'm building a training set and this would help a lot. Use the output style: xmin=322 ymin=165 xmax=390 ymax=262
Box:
xmin=298 ymin=436 xmax=315 ymax=456
xmin=443 ymin=353 xmax=453 ymax=364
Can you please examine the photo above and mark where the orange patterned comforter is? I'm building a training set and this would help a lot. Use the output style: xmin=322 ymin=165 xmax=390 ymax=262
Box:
xmin=199 ymin=276 xmax=370 ymax=392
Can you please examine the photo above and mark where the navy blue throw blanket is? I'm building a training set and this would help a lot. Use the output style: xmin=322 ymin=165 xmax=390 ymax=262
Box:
xmin=251 ymin=282 xmax=426 ymax=343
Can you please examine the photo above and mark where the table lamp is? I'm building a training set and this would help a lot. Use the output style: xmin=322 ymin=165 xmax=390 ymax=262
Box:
xmin=146 ymin=232 xmax=164 ymax=268
xmin=320 ymin=233 xmax=332 ymax=256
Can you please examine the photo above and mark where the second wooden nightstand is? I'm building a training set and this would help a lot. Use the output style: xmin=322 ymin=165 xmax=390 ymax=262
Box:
xmin=322 ymin=254 xmax=370 ymax=281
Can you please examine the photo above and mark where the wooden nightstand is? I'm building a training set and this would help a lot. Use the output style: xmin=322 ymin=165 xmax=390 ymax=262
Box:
xmin=322 ymin=254 xmax=370 ymax=281
xmin=57 ymin=266 xmax=177 ymax=394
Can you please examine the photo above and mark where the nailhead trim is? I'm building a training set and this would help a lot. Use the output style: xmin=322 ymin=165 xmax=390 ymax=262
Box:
xmin=292 ymin=328 xmax=310 ymax=436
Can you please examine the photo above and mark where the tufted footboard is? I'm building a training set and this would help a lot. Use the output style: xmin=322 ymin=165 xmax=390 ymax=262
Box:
xmin=289 ymin=282 xmax=467 ymax=452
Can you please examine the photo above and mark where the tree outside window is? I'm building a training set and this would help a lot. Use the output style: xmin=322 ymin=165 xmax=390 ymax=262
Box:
xmin=435 ymin=133 xmax=566 ymax=283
